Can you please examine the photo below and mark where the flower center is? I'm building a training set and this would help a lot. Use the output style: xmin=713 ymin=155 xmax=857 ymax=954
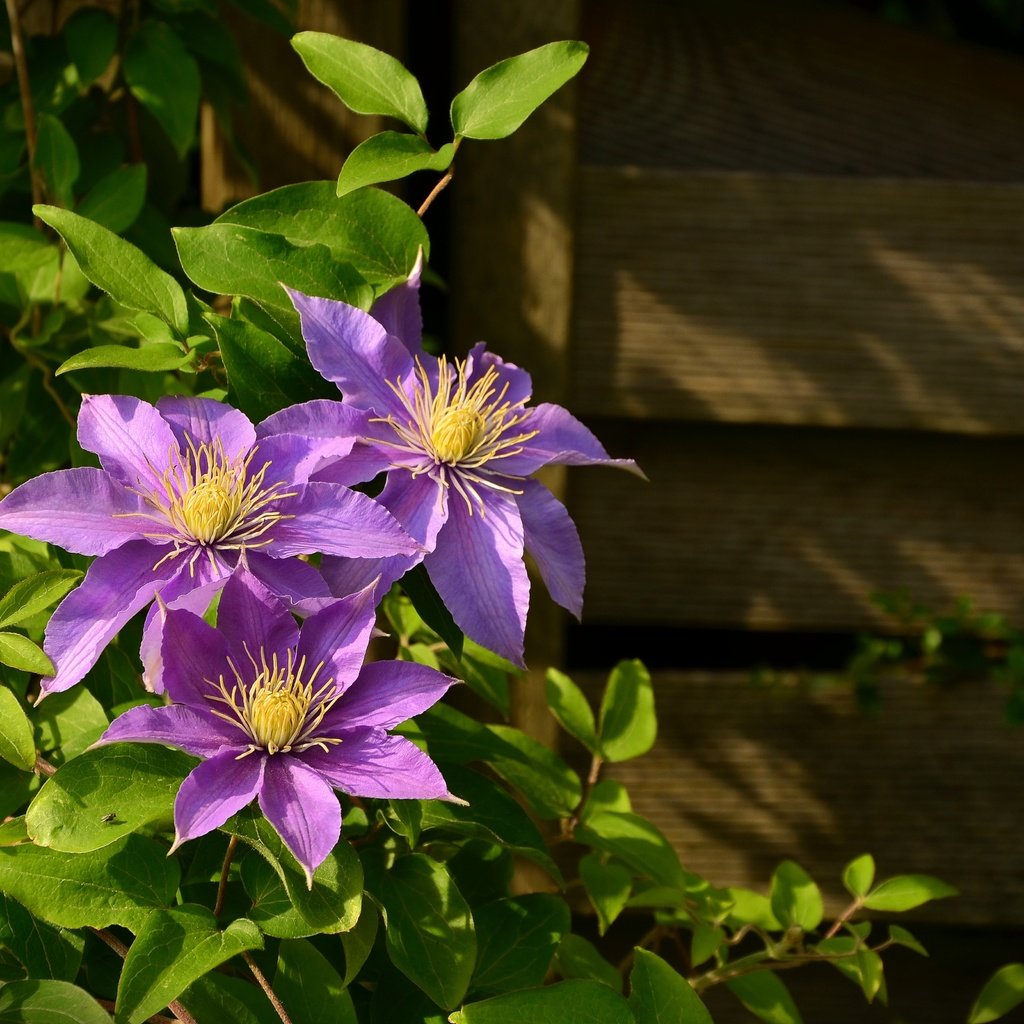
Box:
xmin=206 ymin=646 xmax=342 ymax=757
xmin=180 ymin=478 xmax=239 ymax=544
xmin=431 ymin=406 xmax=485 ymax=463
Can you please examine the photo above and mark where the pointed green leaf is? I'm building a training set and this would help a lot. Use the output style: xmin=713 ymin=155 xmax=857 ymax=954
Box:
xmin=629 ymin=948 xmax=713 ymax=1024
xmin=117 ymin=905 xmax=262 ymax=1024
xmin=0 ymin=893 xmax=85 ymax=980
xmin=862 ymin=874 xmax=957 ymax=912
xmin=34 ymin=206 xmax=189 ymax=336
xmin=842 ymin=854 xmax=875 ymax=899
xmin=66 ymin=7 xmax=118 ymax=85
xmin=124 ymin=22 xmax=200 ymax=157
xmin=241 ymin=853 xmax=314 ymax=939
xmin=970 ymin=963 xmax=1024 ymax=1024
xmin=274 ymin=938 xmax=356 ymax=1024
xmin=0 ymin=570 xmax=82 ymax=630
xmin=0 ymin=632 xmax=53 ymax=675
xmin=0 ymin=979 xmax=111 ymax=1024
xmin=180 ymin=973 xmax=278 ymax=1024
xmin=725 ymin=972 xmax=804 ymax=1024
xmin=579 ymin=852 xmax=631 ymax=935
xmin=291 ymin=33 xmax=427 ymax=134
xmin=340 ymin=902 xmax=378 ymax=987
xmin=33 ymin=115 xmax=80 ymax=209
xmin=57 ymin=343 xmax=191 ymax=377
xmin=888 ymin=924 xmax=928 ymax=956
xmin=337 ymin=133 xmax=454 ymax=197
xmin=598 ymin=659 xmax=655 ymax=763
xmin=554 ymin=933 xmax=622 ymax=992
xmin=450 ymin=41 xmax=589 ymax=141
xmin=76 ymin=165 xmax=147 ymax=234
xmin=451 ymin=980 xmax=633 ymax=1024
xmin=0 ymin=818 xmax=29 ymax=846
xmin=33 ymin=687 xmax=108 ymax=765
xmin=0 ymin=835 xmax=179 ymax=931
xmin=376 ymin=853 xmax=475 ymax=1010
xmin=575 ymin=809 xmax=684 ymax=890
xmin=724 ymin=887 xmax=782 ymax=931
xmin=770 ymin=860 xmax=824 ymax=931
xmin=690 ymin=924 xmax=725 ymax=968
xmin=26 ymin=743 xmax=195 ymax=853
xmin=0 ymin=686 xmax=35 ymax=771
xmin=546 ymin=667 xmax=598 ymax=752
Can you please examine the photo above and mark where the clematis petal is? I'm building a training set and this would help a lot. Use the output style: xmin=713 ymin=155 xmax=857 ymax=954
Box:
xmin=40 ymin=540 xmax=183 ymax=696
xmin=299 ymin=728 xmax=453 ymax=801
xmin=294 ymin=582 xmax=378 ymax=694
xmin=100 ymin=704 xmax=242 ymax=757
xmin=258 ymin=755 xmax=341 ymax=886
xmin=0 ymin=468 xmax=148 ymax=556
xmin=424 ymin=489 xmax=529 ymax=667
xmin=368 ymin=247 xmax=424 ymax=353
xmin=172 ymin=750 xmax=264 ymax=849
xmin=159 ymin=603 xmax=232 ymax=708
xmin=465 ymin=343 xmax=533 ymax=407
xmin=308 ymin=442 xmax=394 ymax=488
xmin=244 ymin=551 xmax=332 ymax=612
xmin=318 ymin=470 xmax=445 ymax=602
xmin=77 ymin=394 xmax=178 ymax=490
xmin=249 ymin=432 xmax=356 ymax=488
xmin=287 ymin=289 xmax=413 ymax=413
xmin=269 ymin=481 xmax=419 ymax=559
xmin=318 ymin=661 xmax=456 ymax=732
xmin=499 ymin=403 xmax=644 ymax=478
xmin=516 ymin=479 xmax=585 ymax=619
xmin=156 ymin=396 xmax=256 ymax=462
xmin=256 ymin=400 xmax=370 ymax=442
xmin=218 ymin=567 xmax=299 ymax=667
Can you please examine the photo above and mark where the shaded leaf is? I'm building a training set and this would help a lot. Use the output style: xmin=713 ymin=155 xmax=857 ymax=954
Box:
xmin=575 ymin=809 xmax=684 ymax=890
xmin=546 ymin=667 xmax=597 ymax=753
xmin=76 ymin=166 xmax=148 ymax=235
xmin=66 ymin=7 xmax=118 ymax=85
xmin=0 ymin=979 xmax=110 ymax=1024
xmin=553 ymin=934 xmax=622 ymax=993
xmin=0 ymin=685 xmax=35 ymax=771
xmin=725 ymin=972 xmax=804 ymax=1024
xmin=57 ymin=343 xmax=190 ymax=377
xmin=842 ymin=853 xmax=875 ymax=900
xmin=598 ymin=659 xmax=655 ymax=763
xmin=579 ymin=852 xmax=631 ymax=935
xmin=862 ymin=874 xmax=957 ymax=912
xmin=450 ymin=980 xmax=633 ymax=1024
xmin=401 ymin=564 xmax=462 ymax=661
xmin=0 ymin=894 xmax=85 ymax=980
xmin=274 ymin=938 xmax=356 ymax=1024
xmin=970 ymin=963 xmax=1024 ymax=1024
xmin=0 ymin=570 xmax=82 ymax=629
xmin=34 ymin=687 xmax=108 ymax=765
xmin=628 ymin=948 xmax=713 ymax=1024
xmin=337 ymin=134 xmax=454 ymax=197
xmin=33 ymin=115 xmax=80 ymax=209
xmin=770 ymin=860 xmax=823 ymax=932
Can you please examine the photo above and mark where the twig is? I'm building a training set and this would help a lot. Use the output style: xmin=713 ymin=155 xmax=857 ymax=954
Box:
xmin=4 ymin=0 xmax=43 ymax=224
xmin=214 ymin=834 xmax=238 ymax=918
xmin=242 ymin=950 xmax=293 ymax=1024
xmin=562 ymin=752 xmax=604 ymax=837
xmin=34 ymin=756 xmax=55 ymax=777
xmin=823 ymin=897 xmax=863 ymax=939
xmin=416 ymin=139 xmax=462 ymax=219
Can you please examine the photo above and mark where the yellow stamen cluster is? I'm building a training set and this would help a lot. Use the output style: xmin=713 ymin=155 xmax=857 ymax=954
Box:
xmin=206 ymin=646 xmax=342 ymax=757
xmin=375 ymin=356 xmax=539 ymax=513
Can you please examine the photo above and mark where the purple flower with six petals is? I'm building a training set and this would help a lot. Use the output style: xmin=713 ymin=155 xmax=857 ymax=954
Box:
xmin=98 ymin=568 xmax=457 ymax=884
xmin=0 ymin=394 xmax=418 ymax=695
xmin=284 ymin=261 xmax=642 ymax=666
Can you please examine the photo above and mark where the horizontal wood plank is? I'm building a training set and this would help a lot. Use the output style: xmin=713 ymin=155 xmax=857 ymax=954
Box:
xmin=572 ymin=422 xmax=1024 ymax=630
xmin=571 ymin=170 xmax=1024 ymax=434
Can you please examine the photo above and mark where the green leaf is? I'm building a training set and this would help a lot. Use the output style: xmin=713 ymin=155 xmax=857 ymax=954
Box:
xmin=0 ymin=894 xmax=85 ymax=980
xmin=66 ymin=7 xmax=118 ymax=85
xmin=0 ymin=835 xmax=179 ymax=931
xmin=0 ymin=818 xmax=29 ymax=845
xmin=690 ymin=924 xmax=724 ymax=968
xmin=450 ymin=41 xmax=589 ymax=141
xmin=471 ymin=894 xmax=570 ymax=998
xmin=291 ymin=33 xmax=428 ymax=134
xmin=124 ymin=22 xmax=200 ymax=158
xmin=173 ymin=224 xmax=372 ymax=317
xmin=579 ymin=852 xmax=631 ymax=935
xmin=575 ymin=809 xmax=684 ymax=890
xmin=241 ymin=853 xmax=315 ymax=939
xmin=229 ymin=813 xmax=362 ymax=931
xmin=208 ymin=313 xmax=334 ymax=422
xmin=340 ymin=901 xmax=378 ymax=986
xmin=0 ymin=686 xmax=34 ymax=772
xmin=842 ymin=853 xmax=875 ymax=899
xmin=598 ymin=659 xmax=655 ymax=763
xmin=862 ymin=874 xmax=958 ymax=912
xmin=0 ymin=980 xmax=111 ymax=1024
xmin=628 ymin=949 xmax=713 ymax=1024
xmin=57 ymin=343 xmax=191 ymax=377
xmin=33 ymin=115 xmax=80 ymax=209
xmin=545 ymin=667 xmax=598 ymax=753
xmin=724 ymin=887 xmax=782 ymax=931
xmin=180 ymin=973 xmax=278 ymax=1024
xmin=401 ymin=565 xmax=463 ymax=660
xmin=274 ymin=938 xmax=356 ymax=1024
xmin=34 ymin=687 xmax=108 ymax=765
xmin=725 ymin=972 xmax=804 ymax=1024
xmin=0 ymin=570 xmax=82 ymax=630
xmin=337 ymin=134 xmax=454 ymax=197
xmin=970 ymin=963 xmax=1024 ymax=1024
xmin=376 ymin=853 xmax=476 ymax=1010
xmin=451 ymin=980 xmax=633 ymax=1024
xmin=76 ymin=166 xmax=148 ymax=234
xmin=26 ymin=743 xmax=195 ymax=853
xmin=34 ymin=206 xmax=189 ymax=336
xmin=117 ymin=905 xmax=262 ymax=1024
xmin=888 ymin=924 xmax=928 ymax=956
xmin=0 ymin=633 xmax=53 ymax=675
xmin=816 ymin=937 xmax=885 ymax=1003
xmin=553 ymin=934 xmax=622 ymax=993
xmin=769 ymin=860 xmax=824 ymax=932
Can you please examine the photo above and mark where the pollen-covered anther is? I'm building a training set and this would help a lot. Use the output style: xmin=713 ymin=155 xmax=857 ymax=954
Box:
xmin=250 ymin=687 xmax=307 ymax=753
xmin=180 ymin=478 xmax=239 ymax=543
xmin=431 ymin=407 xmax=485 ymax=463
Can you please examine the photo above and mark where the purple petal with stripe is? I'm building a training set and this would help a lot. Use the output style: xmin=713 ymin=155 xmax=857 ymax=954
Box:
xmin=40 ymin=540 xmax=184 ymax=696
xmin=156 ymin=396 xmax=256 ymax=462
xmin=270 ymin=481 xmax=418 ymax=559
xmin=424 ymin=489 xmax=529 ymax=667
xmin=244 ymin=551 xmax=332 ymax=610
xmin=368 ymin=247 xmax=423 ymax=353
xmin=256 ymin=400 xmax=370 ymax=443
xmin=287 ymin=289 xmax=413 ymax=413
xmin=299 ymin=728 xmax=452 ymax=801
xmin=294 ymin=582 xmax=377 ymax=695
xmin=516 ymin=479 xmax=585 ymax=619
xmin=319 ymin=661 xmax=456 ymax=733
xmin=77 ymin=394 xmax=178 ymax=490
xmin=465 ymin=343 xmax=533 ymax=407
xmin=100 ymin=704 xmax=242 ymax=757
xmin=258 ymin=755 xmax=341 ymax=886
xmin=249 ymin=432 xmax=357 ymax=487
xmin=159 ymin=603 xmax=232 ymax=708
xmin=309 ymin=442 xmax=394 ymax=488
xmin=172 ymin=750 xmax=265 ymax=848
xmin=218 ymin=567 xmax=298 ymax=667
xmin=0 ymin=468 xmax=148 ymax=556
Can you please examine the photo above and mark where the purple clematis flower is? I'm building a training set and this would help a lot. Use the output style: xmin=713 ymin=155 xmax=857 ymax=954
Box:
xmin=98 ymin=567 xmax=458 ymax=884
xmin=0 ymin=394 xmax=419 ymax=696
xmin=283 ymin=258 xmax=643 ymax=667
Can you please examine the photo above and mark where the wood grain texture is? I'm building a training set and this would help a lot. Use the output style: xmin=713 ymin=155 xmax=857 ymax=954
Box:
xmin=579 ymin=0 xmax=1024 ymax=178
xmin=579 ymin=670 xmax=1024 ymax=927
xmin=571 ymin=169 xmax=1024 ymax=433
xmin=573 ymin=422 xmax=1024 ymax=630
